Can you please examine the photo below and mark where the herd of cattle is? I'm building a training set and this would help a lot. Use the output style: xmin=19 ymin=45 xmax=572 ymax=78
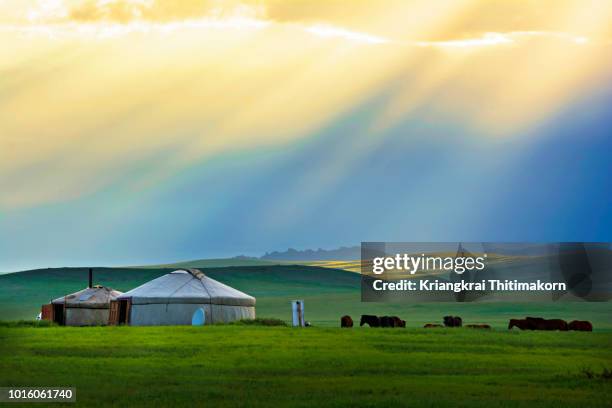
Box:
xmin=339 ymin=315 xmax=593 ymax=331
xmin=508 ymin=317 xmax=592 ymax=331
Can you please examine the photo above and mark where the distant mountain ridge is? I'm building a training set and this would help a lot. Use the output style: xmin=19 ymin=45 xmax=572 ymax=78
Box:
xmin=260 ymin=246 xmax=360 ymax=261
xmin=257 ymin=243 xmax=555 ymax=261
xmin=1 ymin=244 xmax=570 ymax=275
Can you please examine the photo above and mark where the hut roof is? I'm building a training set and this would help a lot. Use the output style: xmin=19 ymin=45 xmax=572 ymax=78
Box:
xmin=52 ymin=286 xmax=123 ymax=308
xmin=117 ymin=269 xmax=256 ymax=307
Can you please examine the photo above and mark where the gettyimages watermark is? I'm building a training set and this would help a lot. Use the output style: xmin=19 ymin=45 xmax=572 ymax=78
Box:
xmin=361 ymin=242 xmax=612 ymax=302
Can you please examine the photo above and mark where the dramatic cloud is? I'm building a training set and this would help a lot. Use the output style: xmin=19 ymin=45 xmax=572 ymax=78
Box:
xmin=1 ymin=0 xmax=611 ymax=209
xmin=19 ymin=0 xmax=265 ymax=23
xmin=9 ymin=0 xmax=612 ymax=42
xmin=68 ymin=0 xmax=264 ymax=23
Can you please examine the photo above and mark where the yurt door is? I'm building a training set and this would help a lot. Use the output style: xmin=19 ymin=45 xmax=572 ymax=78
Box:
xmin=108 ymin=301 xmax=119 ymax=325
xmin=109 ymin=299 xmax=131 ymax=325
xmin=52 ymin=303 xmax=65 ymax=325
xmin=118 ymin=298 xmax=131 ymax=325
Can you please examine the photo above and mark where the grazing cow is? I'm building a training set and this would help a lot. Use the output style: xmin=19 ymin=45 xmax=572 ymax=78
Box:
xmin=510 ymin=318 xmax=546 ymax=330
xmin=360 ymin=315 xmax=380 ymax=327
xmin=568 ymin=320 xmax=593 ymax=331
xmin=510 ymin=317 xmax=569 ymax=331
xmin=391 ymin=316 xmax=406 ymax=328
xmin=340 ymin=315 xmax=353 ymax=328
xmin=424 ymin=323 xmax=443 ymax=328
xmin=548 ymin=319 xmax=568 ymax=330
xmin=443 ymin=316 xmax=462 ymax=327
xmin=466 ymin=324 xmax=491 ymax=329
xmin=526 ymin=317 xmax=568 ymax=331
xmin=508 ymin=319 xmax=531 ymax=330
xmin=380 ymin=316 xmax=396 ymax=328
xmin=543 ymin=319 xmax=568 ymax=331
xmin=525 ymin=317 xmax=545 ymax=330
xmin=525 ymin=316 xmax=546 ymax=330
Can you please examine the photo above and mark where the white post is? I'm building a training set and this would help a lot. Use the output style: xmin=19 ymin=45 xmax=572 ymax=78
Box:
xmin=291 ymin=300 xmax=305 ymax=327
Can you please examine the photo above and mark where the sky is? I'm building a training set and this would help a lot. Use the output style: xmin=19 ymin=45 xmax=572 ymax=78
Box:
xmin=1 ymin=0 xmax=611 ymax=271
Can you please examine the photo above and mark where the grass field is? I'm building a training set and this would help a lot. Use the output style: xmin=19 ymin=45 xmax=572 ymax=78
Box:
xmin=135 ymin=257 xmax=363 ymax=273
xmin=1 ymin=265 xmax=611 ymax=330
xmin=0 ymin=265 xmax=358 ymax=323
xmin=137 ymin=258 xmax=294 ymax=269
xmin=1 ymin=265 xmax=612 ymax=330
xmin=1 ymin=264 xmax=611 ymax=407
xmin=1 ymin=325 xmax=611 ymax=407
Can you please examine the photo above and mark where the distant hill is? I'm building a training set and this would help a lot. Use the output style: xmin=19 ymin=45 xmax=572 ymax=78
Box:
xmin=134 ymin=244 xmax=551 ymax=270
xmin=138 ymin=257 xmax=284 ymax=269
xmin=257 ymin=243 xmax=555 ymax=261
xmin=261 ymin=246 xmax=360 ymax=261
xmin=2 ymin=263 xmax=611 ymax=328
xmin=0 ymin=265 xmax=359 ymax=321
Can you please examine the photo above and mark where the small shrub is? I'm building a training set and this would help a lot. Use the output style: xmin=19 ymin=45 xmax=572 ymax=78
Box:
xmin=581 ymin=367 xmax=612 ymax=380
xmin=601 ymin=368 xmax=612 ymax=380
xmin=581 ymin=367 xmax=594 ymax=379
xmin=232 ymin=318 xmax=287 ymax=326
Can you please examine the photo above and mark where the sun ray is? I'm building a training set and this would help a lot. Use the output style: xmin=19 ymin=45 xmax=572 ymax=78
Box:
xmin=1 ymin=0 xmax=611 ymax=208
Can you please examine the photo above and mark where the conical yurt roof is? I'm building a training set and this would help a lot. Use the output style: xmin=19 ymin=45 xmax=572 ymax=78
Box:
xmin=117 ymin=269 xmax=256 ymax=307
xmin=52 ymin=286 xmax=123 ymax=308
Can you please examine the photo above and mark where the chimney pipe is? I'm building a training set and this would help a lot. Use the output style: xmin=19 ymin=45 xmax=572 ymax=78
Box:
xmin=88 ymin=268 xmax=93 ymax=288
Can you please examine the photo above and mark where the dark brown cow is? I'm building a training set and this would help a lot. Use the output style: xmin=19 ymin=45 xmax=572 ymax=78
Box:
xmin=526 ymin=317 xmax=568 ymax=331
xmin=443 ymin=316 xmax=462 ymax=327
xmin=380 ymin=316 xmax=396 ymax=328
xmin=424 ymin=323 xmax=443 ymax=328
xmin=543 ymin=319 xmax=568 ymax=331
xmin=510 ymin=318 xmax=545 ymax=330
xmin=466 ymin=324 xmax=491 ymax=329
xmin=568 ymin=320 xmax=593 ymax=331
xmin=391 ymin=316 xmax=406 ymax=328
xmin=508 ymin=319 xmax=530 ymax=330
xmin=340 ymin=315 xmax=353 ymax=328
xmin=510 ymin=317 xmax=569 ymax=331
xmin=525 ymin=317 xmax=545 ymax=330
xmin=360 ymin=315 xmax=380 ymax=327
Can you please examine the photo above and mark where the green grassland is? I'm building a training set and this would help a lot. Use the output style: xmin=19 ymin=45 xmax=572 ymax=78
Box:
xmin=135 ymin=256 xmax=363 ymax=273
xmin=1 ymin=325 xmax=611 ymax=407
xmin=0 ymin=265 xmax=358 ymax=323
xmin=1 ymin=265 xmax=611 ymax=329
xmin=1 ymin=264 xmax=611 ymax=407
xmin=0 ymin=265 xmax=610 ymax=329
xmin=136 ymin=257 xmax=293 ymax=269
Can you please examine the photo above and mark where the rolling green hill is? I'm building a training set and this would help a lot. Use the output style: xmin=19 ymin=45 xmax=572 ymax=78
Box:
xmin=0 ymin=265 xmax=359 ymax=322
xmin=1 ymin=265 xmax=611 ymax=329
xmin=137 ymin=257 xmax=290 ymax=269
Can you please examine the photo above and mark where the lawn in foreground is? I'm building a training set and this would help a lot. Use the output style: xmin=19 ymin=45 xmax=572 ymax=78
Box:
xmin=1 ymin=325 xmax=610 ymax=407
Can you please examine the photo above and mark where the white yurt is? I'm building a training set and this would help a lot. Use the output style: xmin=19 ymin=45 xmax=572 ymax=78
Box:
xmin=48 ymin=285 xmax=123 ymax=326
xmin=111 ymin=269 xmax=255 ymax=326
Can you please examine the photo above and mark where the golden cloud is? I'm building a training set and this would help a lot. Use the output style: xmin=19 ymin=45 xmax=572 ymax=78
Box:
xmin=67 ymin=0 xmax=264 ymax=23
xmin=12 ymin=0 xmax=612 ymax=41
xmin=1 ymin=0 xmax=611 ymax=209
